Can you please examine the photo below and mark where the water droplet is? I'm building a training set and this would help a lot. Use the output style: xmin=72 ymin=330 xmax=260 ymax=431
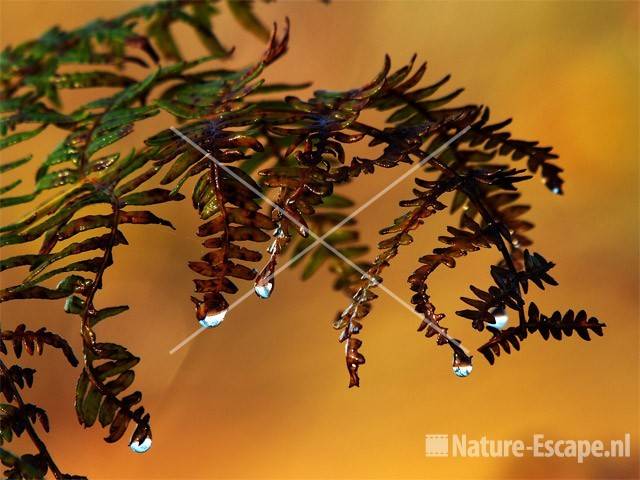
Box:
xmin=199 ymin=309 xmax=227 ymax=328
xmin=361 ymin=273 xmax=379 ymax=286
xmin=255 ymin=260 xmax=276 ymax=299
xmin=254 ymin=281 xmax=273 ymax=299
xmin=551 ymin=186 xmax=561 ymax=195
xmin=130 ymin=435 xmax=152 ymax=453
xmin=452 ymin=351 xmax=473 ymax=378
xmin=489 ymin=306 xmax=509 ymax=330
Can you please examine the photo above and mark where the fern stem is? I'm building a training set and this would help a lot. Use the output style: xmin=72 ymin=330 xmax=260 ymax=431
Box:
xmin=76 ymin=200 xmax=148 ymax=428
xmin=209 ymin=158 xmax=231 ymax=293
xmin=342 ymin=176 xmax=462 ymax=364
xmin=427 ymin=156 xmax=528 ymax=328
xmin=80 ymin=199 xmax=120 ymax=349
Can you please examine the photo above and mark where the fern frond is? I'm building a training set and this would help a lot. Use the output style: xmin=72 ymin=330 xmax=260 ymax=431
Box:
xmin=478 ymin=303 xmax=605 ymax=364
xmin=0 ymin=325 xmax=78 ymax=367
xmin=0 ymin=1 xmax=605 ymax=469
xmin=190 ymin=163 xmax=274 ymax=322
xmin=0 ymin=335 xmax=85 ymax=479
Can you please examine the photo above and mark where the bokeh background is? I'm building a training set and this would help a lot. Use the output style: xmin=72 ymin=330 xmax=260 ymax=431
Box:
xmin=1 ymin=1 xmax=638 ymax=478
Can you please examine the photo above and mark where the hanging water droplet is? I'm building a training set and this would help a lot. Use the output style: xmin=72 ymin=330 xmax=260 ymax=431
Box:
xmin=489 ymin=306 xmax=509 ymax=330
xmin=452 ymin=351 xmax=473 ymax=378
xmin=129 ymin=418 xmax=152 ymax=454
xmin=254 ymin=281 xmax=273 ymax=299
xmin=361 ymin=273 xmax=379 ymax=286
xmin=199 ymin=309 xmax=227 ymax=328
xmin=551 ymin=186 xmax=561 ymax=195
xmin=255 ymin=260 xmax=275 ymax=299
xmin=130 ymin=435 xmax=152 ymax=453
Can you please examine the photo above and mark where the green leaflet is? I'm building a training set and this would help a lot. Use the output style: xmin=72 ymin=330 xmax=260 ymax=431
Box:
xmin=103 ymin=371 xmax=135 ymax=396
xmin=200 ymin=197 xmax=220 ymax=220
xmin=0 ymin=254 xmax=42 ymax=272
xmin=17 ymin=257 xmax=105 ymax=291
xmin=404 ymin=75 xmax=452 ymax=101
xmin=0 ymin=186 xmax=93 ymax=234
xmin=74 ymin=343 xmax=143 ymax=442
xmin=0 ymin=191 xmax=107 ymax=244
xmin=169 ymin=160 xmax=208 ymax=197
xmin=250 ymin=82 xmax=312 ymax=95
xmin=0 ymin=169 xmax=79 ymax=208
xmin=37 ymin=136 xmax=83 ymax=180
xmin=64 ymin=295 xmax=85 ymax=314
xmin=89 ymin=306 xmax=130 ymax=328
xmin=89 ymin=153 xmax=120 ymax=173
xmin=321 ymin=194 xmax=355 ymax=209
xmin=337 ymin=246 xmax=368 ymax=259
xmin=147 ymin=12 xmax=182 ymax=60
xmin=112 ymin=68 xmax=160 ymax=110
xmin=0 ymin=192 xmax=38 ymax=209
xmin=120 ymin=188 xmax=185 ymax=206
xmin=0 ymin=95 xmax=30 ymax=113
xmin=0 ymin=155 xmax=32 ymax=174
xmin=22 ymin=231 xmax=128 ymax=280
xmin=0 ymin=105 xmax=78 ymax=134
xmin=47 ymin=71 xmax=136 ymax=89
xmin=34 ymin=169 xmax=78 ymax=191
xmin=154 ymin=99 xmax=208 ymax=119
xmin=106 ymin=409 xmax=131 ymax=443
xmin=48 ymin=210 xmax=172 ymax=248
xmin=174 ymin=8 xmax=229 ymax=57
xmin=114 ymin=164 xmax=161 ymax=197
xmin=387 ymin=104 xmax=420 ymax=123
xmin=81 ymin=386 xmax=103 ymax=427
xmin=302 ymin=248 xmax=330 ymax=280
xmin=0 ymin=126 xmax=46 ymax=150
xmin=106 ymin=149 xmax=152 ymax=188
xmin=0 ymin=275 xmax=89 ymax=302
xmin=160 ymin=149 xmax=202 ymax=184
xmin=86 ymin=125 xmax=133 ymax=159
xmin=227 ymin=0 xmax=270 ymax=41
xmin=98 ymin=398 xmax=119 ymax=428
xmin=0 ymin=448 xmax=46 ymax=478
xmin=0 ymin=179 xmax=21 ymax=196
xmin=74 ymin=372 xmax=90 ymax=424
xmin=96 ymin=105 xmax=159 ymax=134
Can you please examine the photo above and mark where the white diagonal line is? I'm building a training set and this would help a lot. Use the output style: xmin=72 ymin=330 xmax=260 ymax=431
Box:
xmin=169 ymin=125 xmax=470 ymax=355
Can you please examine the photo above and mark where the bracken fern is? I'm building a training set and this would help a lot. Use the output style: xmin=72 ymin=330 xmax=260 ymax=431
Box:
xmin=0 ymin=1 xmax=604 ymax=478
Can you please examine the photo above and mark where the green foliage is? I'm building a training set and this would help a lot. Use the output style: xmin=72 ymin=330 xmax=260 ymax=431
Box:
xmin=0 ymin=0 xmax=602 ymax=477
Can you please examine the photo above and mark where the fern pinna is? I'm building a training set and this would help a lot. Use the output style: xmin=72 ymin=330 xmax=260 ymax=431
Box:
xmin=0 ymin=1 xmax=604 ymax=477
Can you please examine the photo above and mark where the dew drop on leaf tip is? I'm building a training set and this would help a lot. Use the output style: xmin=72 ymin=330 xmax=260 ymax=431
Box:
xmin=199 ymin=309 xmax=227 ymax=328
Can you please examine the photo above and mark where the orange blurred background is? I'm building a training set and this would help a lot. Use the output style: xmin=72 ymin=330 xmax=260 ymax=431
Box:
xmin=0 ymin=1 xmax=638 ymax=478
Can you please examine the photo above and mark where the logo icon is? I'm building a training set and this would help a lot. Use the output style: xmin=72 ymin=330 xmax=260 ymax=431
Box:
xmin=425 ymin=435 xmax=449 ymax=457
